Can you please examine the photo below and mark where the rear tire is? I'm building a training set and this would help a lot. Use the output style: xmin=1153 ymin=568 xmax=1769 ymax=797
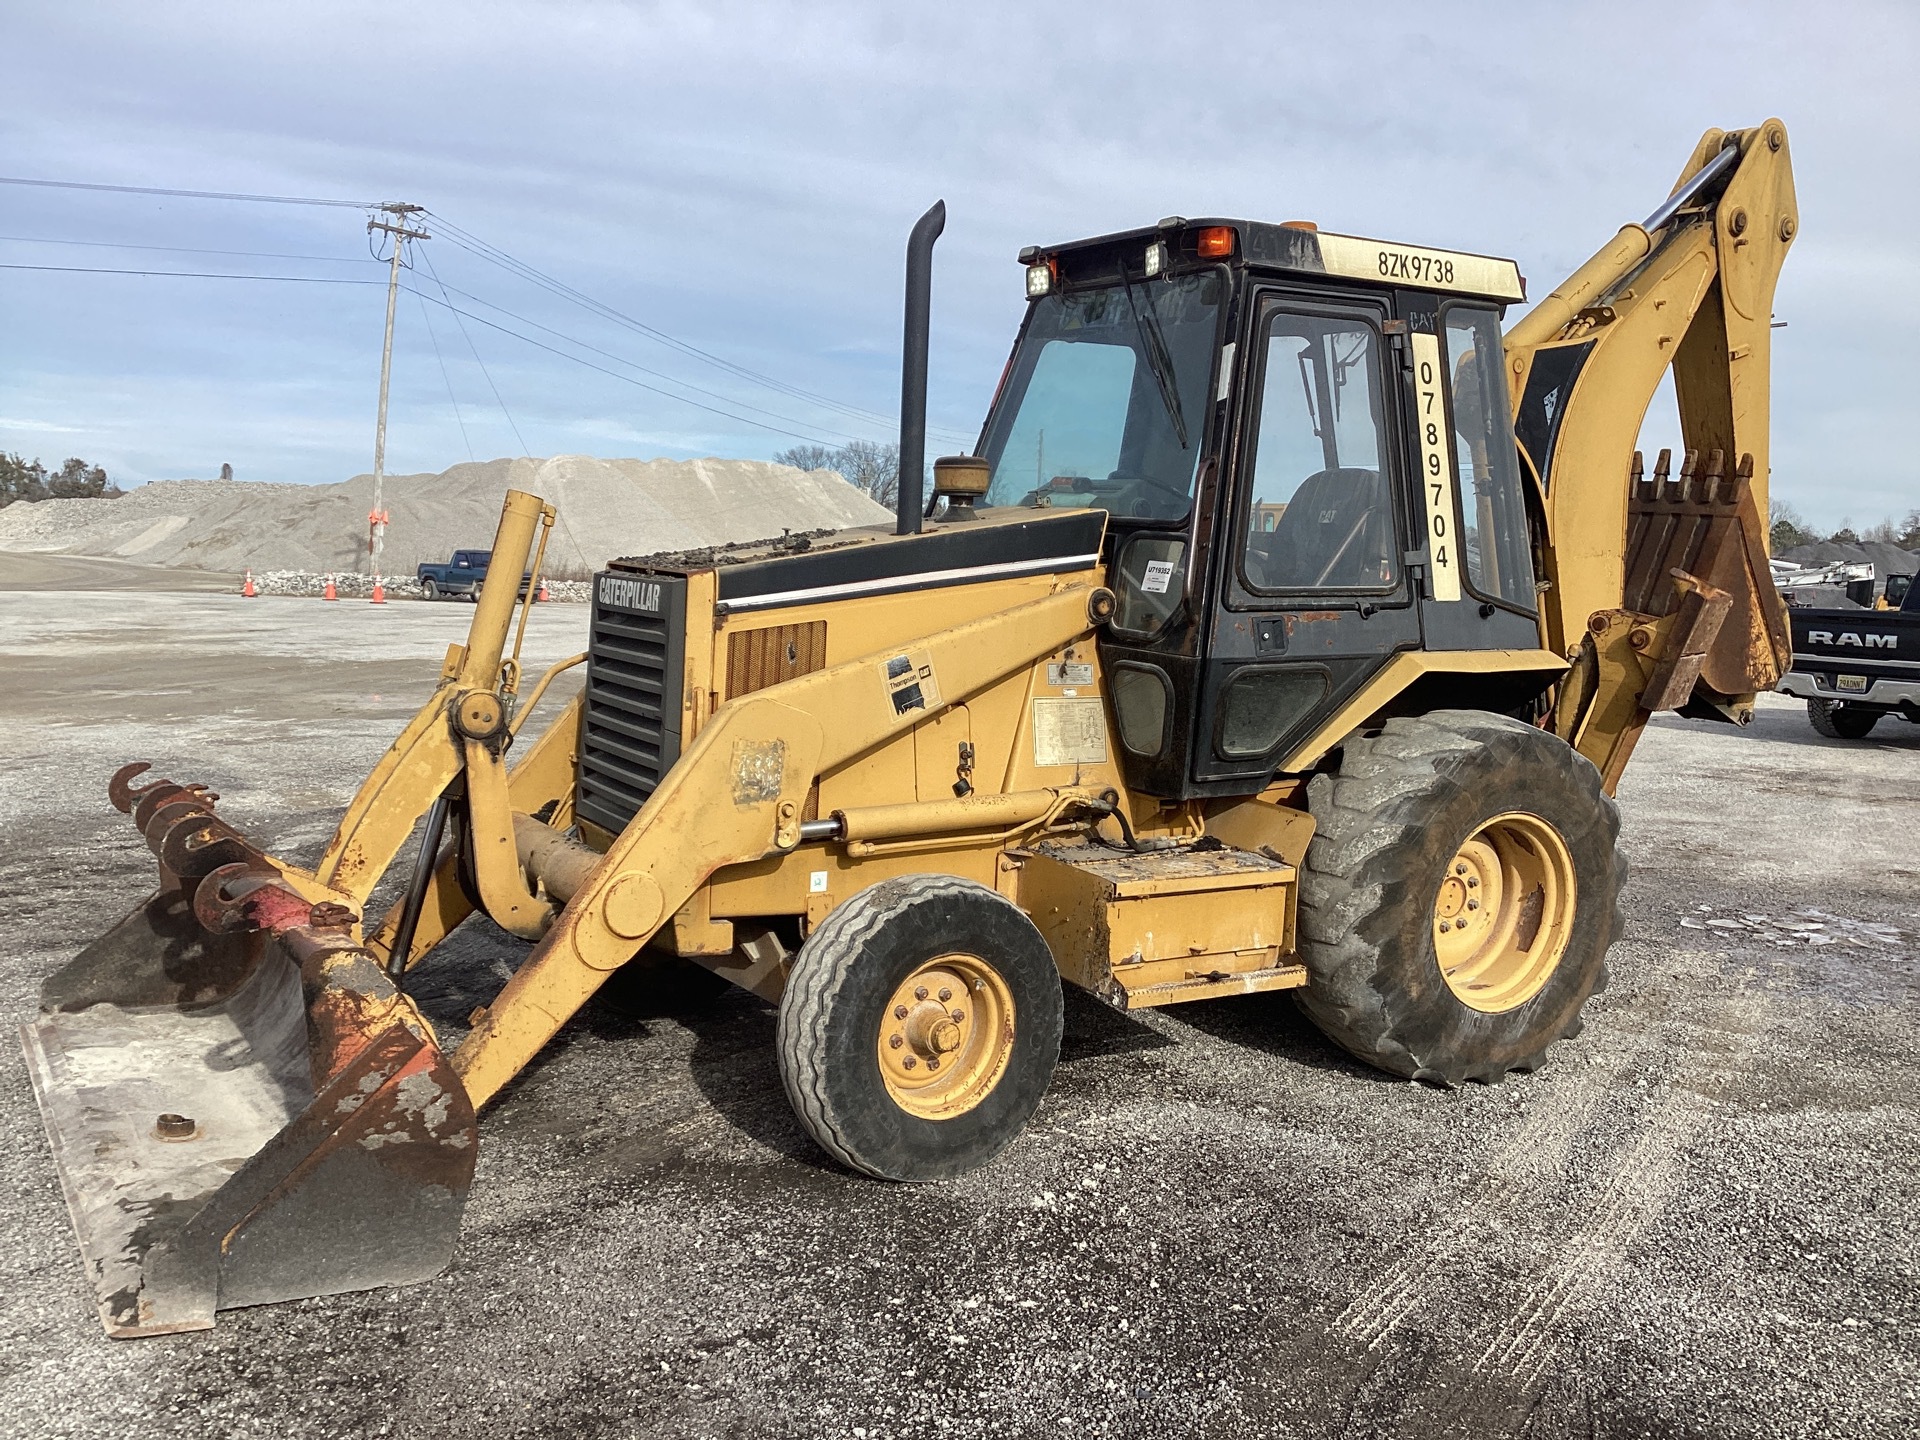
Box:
xmin=1808 ymin=698 xmax=1879 ymax=739
xmin=1295 ymin=710 xmax=1625 ymax=1085
xmin=777 ymin=875 xmax=1063 ymax=1181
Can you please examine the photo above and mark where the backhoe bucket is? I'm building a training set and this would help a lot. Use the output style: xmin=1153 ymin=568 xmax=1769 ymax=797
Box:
xmin=1624 ymin=447 xmax=1792 ymax=699
xmin=20 ymin=766 xmax=476 ymax=1337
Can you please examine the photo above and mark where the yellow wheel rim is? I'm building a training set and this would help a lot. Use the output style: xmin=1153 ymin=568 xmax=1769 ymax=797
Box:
xmin=1433 ymin=811 xmax=1576 ymax=1013
xmin=876 ymin=954 xmax=1016 ymax=1120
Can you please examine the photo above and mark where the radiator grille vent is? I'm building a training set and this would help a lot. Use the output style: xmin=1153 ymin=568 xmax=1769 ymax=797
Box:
xmin=578 ymin=573 xmax=687 ymax=837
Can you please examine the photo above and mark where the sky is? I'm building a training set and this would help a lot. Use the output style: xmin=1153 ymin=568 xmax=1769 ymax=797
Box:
xmin=2 ymin=0 xmax=1915 ymax=532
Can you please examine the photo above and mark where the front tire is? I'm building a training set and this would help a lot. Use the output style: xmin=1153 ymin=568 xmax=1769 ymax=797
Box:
xmin=421 ymin=578 xmax=439 ymax=601
xmin=1808 ymin=698 xmax=1879 ymax=739
xmin=777 ymin=875 xmax=1063 ymax=1181
xmin=1296 ymin=710 xmax=1624 ymax=1085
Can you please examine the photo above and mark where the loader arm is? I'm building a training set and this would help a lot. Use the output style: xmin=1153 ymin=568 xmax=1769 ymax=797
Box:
xmin=313 ymin=489 xmax=556 ymax=907
xmin=449 ymin=579 xmax=1113 ymax=1108
xmin=1505 ymin=120 xmax=1797 ymax=787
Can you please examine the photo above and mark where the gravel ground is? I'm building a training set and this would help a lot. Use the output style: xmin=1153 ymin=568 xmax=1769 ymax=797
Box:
xmin=0 ymin=578 xmax=1915 ymax=1440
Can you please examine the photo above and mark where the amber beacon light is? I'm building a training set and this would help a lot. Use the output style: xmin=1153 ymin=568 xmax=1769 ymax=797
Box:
xmin=1195 ymin=225 xmax=1236 ymax=258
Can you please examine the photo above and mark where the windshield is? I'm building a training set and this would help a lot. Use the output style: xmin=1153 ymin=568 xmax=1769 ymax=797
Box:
xmin=980 ymin=270 xmax=1223 ymax=520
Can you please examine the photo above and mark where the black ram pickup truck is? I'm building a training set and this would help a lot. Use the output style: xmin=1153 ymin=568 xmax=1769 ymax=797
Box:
xmin=1778 ymin=577 xmax=1920 ymax=738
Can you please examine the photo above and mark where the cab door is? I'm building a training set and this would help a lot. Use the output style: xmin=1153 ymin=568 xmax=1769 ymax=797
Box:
xmin=1189 ymin=287 xmax=1420 ymax=788
xmin=1398 ymin=297 xmax=1542 ymax=654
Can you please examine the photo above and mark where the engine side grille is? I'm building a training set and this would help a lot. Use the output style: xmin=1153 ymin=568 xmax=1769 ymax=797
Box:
xmin=726 ymin=620 xmax=828 ymax=699
xmin=578 ymin=571 xmax=688 ymax=837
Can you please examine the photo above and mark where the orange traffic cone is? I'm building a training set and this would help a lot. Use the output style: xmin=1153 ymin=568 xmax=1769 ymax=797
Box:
xmin=322 ymin=575 xmax=338 ymax=601
xmin=370 ymin=576 xmax=386 ymax=605
xmin=536 ymin=578 xmax=550 ymax=603
xmin=242 ymin=569 xmax=257 ymax=599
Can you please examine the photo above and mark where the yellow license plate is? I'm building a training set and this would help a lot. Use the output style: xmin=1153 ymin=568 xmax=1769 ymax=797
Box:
xmin=1836 ymin=674 xmax=1869 ymax=693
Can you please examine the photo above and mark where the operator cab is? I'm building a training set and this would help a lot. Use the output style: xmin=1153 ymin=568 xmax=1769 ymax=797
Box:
xmin=973 ymin=218 xmax=1543 ymax=800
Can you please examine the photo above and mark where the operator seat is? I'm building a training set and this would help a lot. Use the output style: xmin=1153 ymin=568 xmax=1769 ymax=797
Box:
xmin=1247 ymin=467 xmax=1392 ymax=589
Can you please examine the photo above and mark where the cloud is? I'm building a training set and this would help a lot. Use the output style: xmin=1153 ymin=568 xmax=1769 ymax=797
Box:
xmin=2 ymin=0 xmax=1915 ymax=527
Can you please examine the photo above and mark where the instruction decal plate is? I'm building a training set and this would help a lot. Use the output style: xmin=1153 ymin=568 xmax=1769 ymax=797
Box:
xmin=1032 ymin=697 xmax=1108 ymax=767
xmin=881 ymin=650 xmax=943 ymax=716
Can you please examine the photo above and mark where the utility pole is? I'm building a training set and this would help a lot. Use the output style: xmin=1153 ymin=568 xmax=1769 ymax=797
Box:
xmin=365 ymin=203 xmax=430 ymax=577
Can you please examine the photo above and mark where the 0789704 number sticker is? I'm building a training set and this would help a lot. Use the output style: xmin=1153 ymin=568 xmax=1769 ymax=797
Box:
xmin=1409 ymin=332 xmax=1462 ymax=603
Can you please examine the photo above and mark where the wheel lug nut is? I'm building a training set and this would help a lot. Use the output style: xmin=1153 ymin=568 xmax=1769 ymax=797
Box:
xmin=894 ymin=1004 xmax=909 ymax=1020
xmin=889 ymin=1034 xmax=903 ymax=1049
xmin=926 ymin=1057 xmax=940 ymax=1071
xmin=1467 ymin=877 xmax=1479 ymax=888
xmin=951 ymin=1009 xmax=964 ymax=1023
xmin=902 ymin=1057 xmax=917 ymax=1070
xmin=938 ymin=987 xmax=952 ymax=1002
xmin=914 ymin=986 xmax=929 ymax=1001
xmin=1467 ymin=899 xmax=1480 ymax=911
xmin=1454 ymin=862 xmax=1468 ymax=875
xmin=1438 ymin=920 xmax=1451 ymax=933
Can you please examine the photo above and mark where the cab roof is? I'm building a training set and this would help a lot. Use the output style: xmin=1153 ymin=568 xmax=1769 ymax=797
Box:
xmin=1025 ymin=218 xmax=1526 ymax=305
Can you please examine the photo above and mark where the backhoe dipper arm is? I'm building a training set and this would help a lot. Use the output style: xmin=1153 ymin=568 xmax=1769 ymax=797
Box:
xmin=1505 ymin=120 xmax=1797 ymax=781
xmin=450 ymin=581 xmax=1112 ymax=1109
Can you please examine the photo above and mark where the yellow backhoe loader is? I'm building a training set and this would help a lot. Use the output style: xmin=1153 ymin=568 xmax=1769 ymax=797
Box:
xmin=24 ymin=120 xmax=1794 ymax=1335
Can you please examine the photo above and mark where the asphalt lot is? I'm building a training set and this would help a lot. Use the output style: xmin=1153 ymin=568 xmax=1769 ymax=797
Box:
xmin=1 ymin=571 xmax=1915 ymax=1440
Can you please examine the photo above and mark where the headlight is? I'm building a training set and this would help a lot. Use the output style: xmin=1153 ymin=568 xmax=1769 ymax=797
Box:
xmin=1026 ymin=262 xmax=1052 ymax=298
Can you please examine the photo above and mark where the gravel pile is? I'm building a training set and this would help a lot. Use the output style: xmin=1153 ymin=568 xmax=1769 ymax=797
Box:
xmin=0 ymin=455 xmax=889 ymax=576
xmin=1778 ymin=540 xmax=1920 ymax=576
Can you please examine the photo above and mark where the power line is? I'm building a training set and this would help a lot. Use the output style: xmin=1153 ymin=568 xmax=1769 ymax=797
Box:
xmin=1 ymin=256 xmax=854 ymax=445
xmin=432 ymin=215 xmax=969 ymax=442
xmin=412 ymin=285 xmax=474 ymax=463
xmin=422 ymin=270 xmax=879 ymax=447
xmin=405 ymin=282 xmax=855 ymax=448
xmin=426 ymin=212 xmax=972 ymax=445
xmin=6 ymin=203 xmax=972 ymax=449
xmin=0 ymin=175 xmax=378 ymax=208
xmin=5 ymin=176 xmax=969 ymax=446
xmin=418 ymin=247 xmax=531 ymax=459
xmin=6 ymin=227 xmax=916 ymax=443
xmin=0 ymin=233 xmax=375 ymax=265
xmin=0 ymin=262 xmax=380 ymax=284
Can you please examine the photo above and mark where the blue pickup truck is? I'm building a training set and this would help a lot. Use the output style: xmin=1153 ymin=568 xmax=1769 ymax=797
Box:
xmin=416 ymin=550 xmax=532 ymax=602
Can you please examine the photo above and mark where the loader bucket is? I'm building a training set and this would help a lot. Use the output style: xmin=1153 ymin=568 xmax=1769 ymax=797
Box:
xmin=20 ymin=766 xmax=477 ymax=1337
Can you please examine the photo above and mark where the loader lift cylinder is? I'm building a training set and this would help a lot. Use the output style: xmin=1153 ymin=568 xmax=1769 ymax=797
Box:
xmin=896 ymin=198 xmax=946 ymax=536
xmin=385 ymin=791 xmax=452 ymax=981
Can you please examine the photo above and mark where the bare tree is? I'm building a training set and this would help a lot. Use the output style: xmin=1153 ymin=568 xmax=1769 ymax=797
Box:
xmin=774 ymin=441 xmax=901 ymax=508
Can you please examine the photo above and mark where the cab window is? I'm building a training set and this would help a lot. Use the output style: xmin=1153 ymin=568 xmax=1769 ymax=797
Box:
xmin=981 ymin=271 xmax=1223 ymax=521
xmin=1442 ymin=306 xmax=1536 ymax=609
xmin=1241 ymin=309 xmax=1396 ymax=591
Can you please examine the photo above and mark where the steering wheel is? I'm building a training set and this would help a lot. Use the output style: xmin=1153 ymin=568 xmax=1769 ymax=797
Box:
xmin=1105 ymin=471 xmax=1192 ymax=516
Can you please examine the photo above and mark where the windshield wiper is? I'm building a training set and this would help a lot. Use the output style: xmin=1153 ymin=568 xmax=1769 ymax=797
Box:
xmin=1120 ymin=267 xmax=1189 ymax=450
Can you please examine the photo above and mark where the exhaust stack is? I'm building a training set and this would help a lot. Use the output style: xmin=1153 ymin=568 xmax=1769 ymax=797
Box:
xmin=896 ymin=199 xmax=946 ymax=536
